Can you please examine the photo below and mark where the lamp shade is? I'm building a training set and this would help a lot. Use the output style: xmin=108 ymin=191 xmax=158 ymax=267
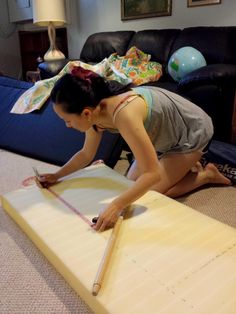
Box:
xmin=32 ymin=0 xmax=66 ymax=26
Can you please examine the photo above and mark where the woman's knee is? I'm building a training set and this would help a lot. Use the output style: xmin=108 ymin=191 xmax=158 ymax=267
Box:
xmin=126 ymin=160 xmax=140 ymax=181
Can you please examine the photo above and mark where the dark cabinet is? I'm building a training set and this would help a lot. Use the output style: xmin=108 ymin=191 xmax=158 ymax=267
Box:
xmin=18 ymin=28 xmax=68 ymax=80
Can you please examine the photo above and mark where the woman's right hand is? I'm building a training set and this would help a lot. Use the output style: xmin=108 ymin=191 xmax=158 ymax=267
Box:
xmin=37 ymin=173 xmax=59 ymax=188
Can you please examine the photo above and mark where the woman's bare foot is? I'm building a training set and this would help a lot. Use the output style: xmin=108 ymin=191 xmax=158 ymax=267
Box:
xmin=204 ymin=163 xmax=232 ymax=185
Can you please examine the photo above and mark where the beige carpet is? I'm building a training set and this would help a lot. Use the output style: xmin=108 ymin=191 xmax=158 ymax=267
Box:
xmin=0 ymin=149 xmax=235 ymax=313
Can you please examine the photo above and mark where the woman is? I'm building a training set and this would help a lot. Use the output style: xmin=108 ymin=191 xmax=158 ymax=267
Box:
xmin=38 ymin=67 xmax=231 ymax=231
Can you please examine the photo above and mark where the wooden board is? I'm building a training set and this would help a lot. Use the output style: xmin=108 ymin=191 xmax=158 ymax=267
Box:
xmin=2 ymin=164 xmax=236 ymax=314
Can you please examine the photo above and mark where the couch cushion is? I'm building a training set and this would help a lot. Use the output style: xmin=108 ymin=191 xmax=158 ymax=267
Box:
xmin=80 ymin=31 xmax=135 ymax=63
xmin=127 ymin=29 xmax=181 ymax=65
xmin=171 ymin=26 xmax=236 ymax=65
xmin=182 ymin=84 xmax=235 ymax=143
xmin=0 ymin=76 xmax=123 ymax=167
xmin=178 ymin=64 xmax=236 ymax=91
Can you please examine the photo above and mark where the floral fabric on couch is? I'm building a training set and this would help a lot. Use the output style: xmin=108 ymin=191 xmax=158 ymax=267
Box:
xmin=11 ymin=47 xmax=162 ymax=114
xmin=108 ymin=46 xmax=162 ymax=85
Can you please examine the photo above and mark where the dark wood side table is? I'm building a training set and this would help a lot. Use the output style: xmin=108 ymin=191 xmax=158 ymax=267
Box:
xmin=18 ymin=28 xmax=68 ymax=81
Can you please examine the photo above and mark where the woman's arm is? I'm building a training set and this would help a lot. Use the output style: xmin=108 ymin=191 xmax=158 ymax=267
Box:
xmin=39 ymin=127 xmax=102 ymax=185
xmin=56 ymin=127 xmax=102 ymax=178
xmin=94 ymin=97 xmax=161 ymax=231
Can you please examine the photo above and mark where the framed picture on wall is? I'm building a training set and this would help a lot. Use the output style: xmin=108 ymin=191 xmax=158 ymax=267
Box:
xmin=121 ymin=0 xmax=172 ymax=20
xmin=187 ymin=0 xmax=221 ymax=7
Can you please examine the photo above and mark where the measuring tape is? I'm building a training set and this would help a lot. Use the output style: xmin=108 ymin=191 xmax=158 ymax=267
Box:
xmin=47 ymin=186 xmax=92 ymax=226
xmin=22 ymin=175 xmax=92 ymax=227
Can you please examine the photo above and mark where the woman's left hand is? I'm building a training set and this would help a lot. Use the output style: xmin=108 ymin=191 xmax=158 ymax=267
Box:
xmin=93 ymin=203 xmax=122 ymax=232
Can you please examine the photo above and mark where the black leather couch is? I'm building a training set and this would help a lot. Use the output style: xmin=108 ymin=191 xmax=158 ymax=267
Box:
xmin=39 ymin=26 xmax=236 ymax=144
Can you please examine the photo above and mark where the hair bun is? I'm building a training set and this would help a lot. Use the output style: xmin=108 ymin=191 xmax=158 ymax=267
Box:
xmin=71 ymin=66 xmax=100 ymax=84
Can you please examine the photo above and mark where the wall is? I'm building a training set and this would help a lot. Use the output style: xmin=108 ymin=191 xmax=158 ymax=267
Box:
xmin=0 ymin=0 xmax=21 ymax=78
xmin=0 ymin=32 xmax=21 ymax=78
xmin=0 ymin=0 xmax=236 ymax=78
xmin=68 ymin=0 xmax=236 ymax=59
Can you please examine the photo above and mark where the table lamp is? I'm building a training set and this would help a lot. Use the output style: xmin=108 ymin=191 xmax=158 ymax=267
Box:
xmin=32 ymin=0 xmax=67 ymax=61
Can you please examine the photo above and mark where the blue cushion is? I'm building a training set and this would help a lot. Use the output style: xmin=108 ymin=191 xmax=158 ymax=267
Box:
xmin=0 ymin=76 xmax=123 ymax=167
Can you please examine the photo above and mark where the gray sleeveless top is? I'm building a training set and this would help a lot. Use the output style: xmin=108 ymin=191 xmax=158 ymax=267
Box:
xmin=110 ymin=86 xmax=214 ymax=154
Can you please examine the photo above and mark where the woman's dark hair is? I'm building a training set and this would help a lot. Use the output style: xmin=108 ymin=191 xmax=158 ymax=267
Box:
xmin=50 ymin=67 xmax=132 ymax=114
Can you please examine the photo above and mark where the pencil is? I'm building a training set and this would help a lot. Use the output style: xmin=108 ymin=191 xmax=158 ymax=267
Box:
xmin=92 ymin=215 xmax=123 ymax=296
xmin=32 ymin=166 xmax=44 ymax=188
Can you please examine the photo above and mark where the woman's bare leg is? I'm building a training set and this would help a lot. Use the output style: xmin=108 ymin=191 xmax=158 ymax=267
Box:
xmin=127 ymin=151 xmax=231 ymax=198
xmin=165 ymin=163 xmax=231 ymax=198
xmin=127 ymin=151 xmax=202 ymax=191
xmin=126 ymin=160 xmax=140 ymax=181
xmin=151 ymin=151 xmax=203 ymax=195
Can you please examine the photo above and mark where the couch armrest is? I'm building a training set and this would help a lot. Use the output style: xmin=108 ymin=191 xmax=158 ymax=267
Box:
xmin=178 ymin=64 xmax=236 ymax=91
